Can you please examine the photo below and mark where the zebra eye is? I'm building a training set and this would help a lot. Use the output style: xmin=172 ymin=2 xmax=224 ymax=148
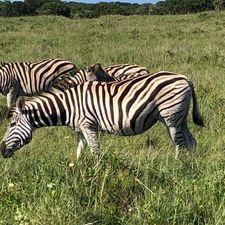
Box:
xmin=11 ymin=122 xmax=16 ymax=127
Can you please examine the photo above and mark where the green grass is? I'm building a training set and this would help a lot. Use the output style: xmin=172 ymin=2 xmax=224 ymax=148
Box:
xmin=0 ymin=11 xmax=225 ymax=224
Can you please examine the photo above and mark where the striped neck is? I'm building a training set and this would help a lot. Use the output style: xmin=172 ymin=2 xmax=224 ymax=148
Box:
xmin=23 ymin=91 xmax=74 ymax=129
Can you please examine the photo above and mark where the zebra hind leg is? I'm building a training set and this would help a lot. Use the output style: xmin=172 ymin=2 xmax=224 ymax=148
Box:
xmin=167 ymin=126 xmax=186 ymax=159
xmin=181 ymin=120 xmax=197 ymax=151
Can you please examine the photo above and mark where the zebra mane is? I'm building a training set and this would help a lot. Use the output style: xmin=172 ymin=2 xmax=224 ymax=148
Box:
xmin=0 ymin=62 xmax=6 ymax=67
xmin=7 ymin=104 xmax=39 ymax=119
xmin=50 ymin=74 xmax=74 ymax=91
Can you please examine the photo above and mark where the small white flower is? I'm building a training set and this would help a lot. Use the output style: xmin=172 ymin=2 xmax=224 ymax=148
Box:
xmin=47 ymin=183 xmax=53 ymax=188
xmin=8 ymin=183 xmax=14 ymax=188
xmin=69 ymin=163 xmax=75 ymax=167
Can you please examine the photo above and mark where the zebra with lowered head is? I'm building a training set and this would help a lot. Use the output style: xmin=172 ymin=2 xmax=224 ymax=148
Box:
xmin=52 ymin=65 xmax=99 ymax=90
xmin=0 ymin=58 xmax=76 ymax=107
xmin=0 ymin=71 xmax=204 ymax=159
xmin=52 ymin=62 xmax=150 ymax=89
xmin=87 ymin=63 xmax=149 ymax=82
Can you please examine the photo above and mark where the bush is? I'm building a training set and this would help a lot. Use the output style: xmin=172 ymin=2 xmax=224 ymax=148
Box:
xmin=37 ymin=2 xmax=71 ymax=17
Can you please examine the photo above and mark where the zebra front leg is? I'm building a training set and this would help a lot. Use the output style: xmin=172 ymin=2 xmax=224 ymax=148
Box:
xmin=7 ymin=88 xmax=18 ymax=108
xmin=81 ymin=127 xmax=99 ymax=157
xmin=7 ymin=81 xmax=21 ymax=108
xmin=76 ymin=132 xmax=87 ymax=159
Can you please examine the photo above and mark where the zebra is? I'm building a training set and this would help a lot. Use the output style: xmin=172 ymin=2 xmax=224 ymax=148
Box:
xmin=0 ymin=58 xmax=76 ymax=107
xmin=52 ymin=63 xmax=149 ymax=89
xmin=87 ymin=63 xmax=149 ymax=82
xmin=0 ymin=71 xmax=204 ymax=159
xmin=52 ymin=65 xmax=98 ymax=90
xmin=103 ymin=63 xmax=149 ymax=77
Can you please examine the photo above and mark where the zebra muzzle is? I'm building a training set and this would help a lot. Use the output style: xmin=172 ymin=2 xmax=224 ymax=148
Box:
xmin=0 ymin=141 xmax=12 ymax=158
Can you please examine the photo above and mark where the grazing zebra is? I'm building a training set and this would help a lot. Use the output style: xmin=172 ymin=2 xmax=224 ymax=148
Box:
xmin=52 ymin=66 xmax=98 ymax=90
xmin=0 ymin=71 xmax=204 ymax=159
xmin=52 ymin=63 xmax=149 ymax=89
xmin=88 ymin=63 xmax=149 ymax=82
xmin=0 ymin=58 xmax=76 ymax=107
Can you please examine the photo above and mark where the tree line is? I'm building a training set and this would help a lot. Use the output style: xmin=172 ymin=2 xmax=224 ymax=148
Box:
xmin=0 ymin=0 xmax=224 ymax=18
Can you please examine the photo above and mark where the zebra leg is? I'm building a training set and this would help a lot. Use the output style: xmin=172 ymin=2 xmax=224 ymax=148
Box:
xmin=7 ymin=88 xmax=18 ymax=108
xmin=167 ymin=126 xmax=186 ymax=159
xmin=76 ymin=132 xmax=87 ymax=159
xmin=159 ymin=97 xmax=191 ymax=159
xmin=81 ymin=127 xmax=99 ymax=156
xmin=181 ymin=120 xmax=196 ymax=151
xmin=159 ymin=115 xmax=186 ymax=158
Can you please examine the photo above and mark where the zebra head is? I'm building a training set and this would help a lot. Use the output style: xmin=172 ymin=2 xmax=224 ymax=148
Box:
xmin=81 ymin=64 xmax=99 ymax=82
xmin=89 ymin=63 xmax=115 ymax=82
xmin=0 ymin=97 xmax=33 ymax=158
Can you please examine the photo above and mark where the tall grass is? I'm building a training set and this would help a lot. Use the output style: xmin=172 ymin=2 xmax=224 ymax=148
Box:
xmin=0 ymin=11 xmax=225 ymax=224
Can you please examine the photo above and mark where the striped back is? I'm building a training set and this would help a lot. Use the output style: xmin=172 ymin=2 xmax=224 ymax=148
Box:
xmin=104 ymin=63 xmax=149 ymax=77
xmin=88 ymin=63 xmax=149 ymax=82
xmin=52 ymin=68 xmax=97 ymax=90
xmin=51 ymin=63 xmax=149 ymax=90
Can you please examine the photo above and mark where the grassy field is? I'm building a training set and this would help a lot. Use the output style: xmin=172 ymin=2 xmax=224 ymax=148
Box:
xmin=0 ymin=11 xmax=225 ymax=225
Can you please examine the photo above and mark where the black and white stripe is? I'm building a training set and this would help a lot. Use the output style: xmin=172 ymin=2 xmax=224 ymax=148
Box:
xmin=0 ymin=71 xmax=204 ymax=159
xmin=88 ymin=63 xmax=149 ymax=82
xmin=104 ymin=63 xmax=149 ymax=77
xmin=52 ymin=63 xmax=149 ymax=89
xmin=52 ymin=67 xmax=98 ymax=90
xmin=0 ymin=58 xmax=76 ymax=107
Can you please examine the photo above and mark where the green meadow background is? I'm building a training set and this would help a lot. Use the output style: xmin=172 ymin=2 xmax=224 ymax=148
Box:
xmin=0 ymin=11 xmax=225 ymax=224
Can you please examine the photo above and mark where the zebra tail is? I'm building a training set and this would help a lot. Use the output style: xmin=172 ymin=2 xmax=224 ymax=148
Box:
xmin=189 ymin=81 xmax=205 ymax=127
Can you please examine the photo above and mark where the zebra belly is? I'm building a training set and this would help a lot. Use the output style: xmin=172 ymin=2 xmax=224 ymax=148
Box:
xmin=98 ymin=111 xmax=158 ymax=136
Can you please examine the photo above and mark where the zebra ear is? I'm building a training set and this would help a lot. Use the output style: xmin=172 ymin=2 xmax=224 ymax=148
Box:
xmin=90 ymin=63 xmax=114 ymax=82
xmin=91 ymin=63 xmax=103 ymax=73
xmin=82 ymin=64 xmax=90 ymax=72
xmin=16 ymin=97 xmax=25 ymax=111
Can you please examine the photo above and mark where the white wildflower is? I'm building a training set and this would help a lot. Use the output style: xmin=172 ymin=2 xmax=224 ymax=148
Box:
xmin=47 ymin=183 xmax=54 ymax=189
xmin=69 ymin=162 xmax=75 ymax=167
xmin=8 ymin=183 xmax=14 ymax=188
